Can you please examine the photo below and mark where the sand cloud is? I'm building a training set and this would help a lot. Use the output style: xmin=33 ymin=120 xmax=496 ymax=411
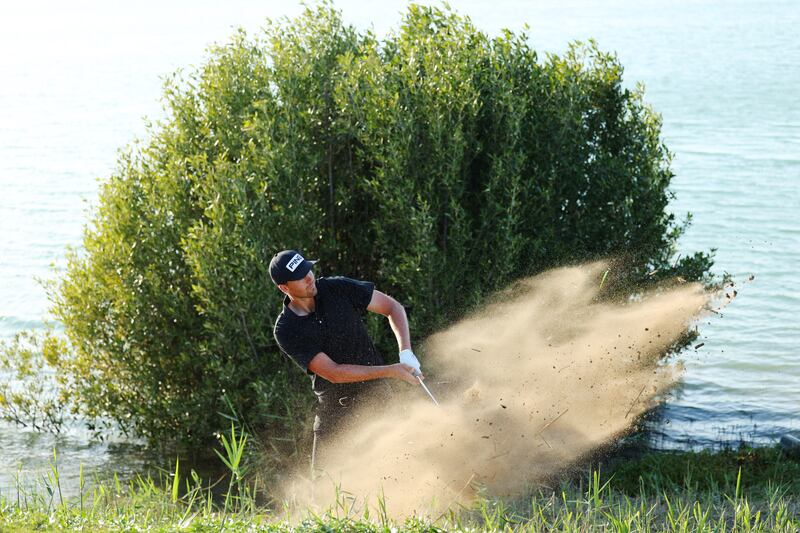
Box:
xmin=279 ymin=261 xmax=710 ymax=518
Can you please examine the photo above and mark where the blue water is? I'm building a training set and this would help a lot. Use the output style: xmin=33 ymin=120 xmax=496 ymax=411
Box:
xmin=1 ymin=0 xmax=798 ymax=492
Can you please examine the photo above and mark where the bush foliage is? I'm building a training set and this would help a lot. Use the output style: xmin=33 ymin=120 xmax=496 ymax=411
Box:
xmin=1 ymin=4 xmax=712 ymax=453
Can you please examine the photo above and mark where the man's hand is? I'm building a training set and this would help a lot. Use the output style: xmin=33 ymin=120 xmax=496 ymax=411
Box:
xmin=391 ymin=363 xmax=423 ymax=385
xmin=399 ymin=348 xmax=422 ymax=375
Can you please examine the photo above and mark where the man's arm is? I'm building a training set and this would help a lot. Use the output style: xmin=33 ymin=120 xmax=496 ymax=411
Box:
xmin=366 ymin=290 xmax=411 ymax=352
xmin=308 ymin=351 xmax=418 ymax=385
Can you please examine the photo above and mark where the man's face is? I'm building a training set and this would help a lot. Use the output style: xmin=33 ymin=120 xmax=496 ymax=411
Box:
xmin=280 ymin=269 xmax=317 ymax=299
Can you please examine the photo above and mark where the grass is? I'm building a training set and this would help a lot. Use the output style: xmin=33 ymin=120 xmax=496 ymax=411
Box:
xmin=1 ymin=431 xmax=799 ymax=531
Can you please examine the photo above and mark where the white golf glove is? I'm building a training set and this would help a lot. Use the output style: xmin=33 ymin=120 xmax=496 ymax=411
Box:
xmin=399 ymin=349 xmax=421 ymax=375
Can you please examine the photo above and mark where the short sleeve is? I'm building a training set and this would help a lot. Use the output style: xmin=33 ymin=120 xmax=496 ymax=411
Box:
xmin=273 ymin=320 xmax=321 ymax=372
xmin=325 ymin=276 xmax=375 ymax=311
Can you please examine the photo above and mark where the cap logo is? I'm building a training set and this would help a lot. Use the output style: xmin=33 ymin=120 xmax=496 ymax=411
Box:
xmin=285 ymin=253 xmax=304 ymax=272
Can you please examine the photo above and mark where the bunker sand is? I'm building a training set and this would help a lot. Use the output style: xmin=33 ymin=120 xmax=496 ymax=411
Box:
xmin=280 ymin=261 xmax=711 ymax=518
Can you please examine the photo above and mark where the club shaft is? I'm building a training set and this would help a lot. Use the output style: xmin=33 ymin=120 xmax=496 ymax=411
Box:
xmin=417 ymin=376 xmax=439 ymax=406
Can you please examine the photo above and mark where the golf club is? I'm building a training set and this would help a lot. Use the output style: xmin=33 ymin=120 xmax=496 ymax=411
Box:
xmin=414 ymin=371 xmax=439 ymax=406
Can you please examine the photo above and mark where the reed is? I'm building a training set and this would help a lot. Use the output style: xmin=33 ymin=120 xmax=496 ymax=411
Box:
xmin=0 ymin=442 xmax=798 ymax=531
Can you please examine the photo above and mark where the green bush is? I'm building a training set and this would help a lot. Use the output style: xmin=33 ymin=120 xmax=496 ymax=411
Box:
xmin=1 ymin=3 xmax=712 ymax=455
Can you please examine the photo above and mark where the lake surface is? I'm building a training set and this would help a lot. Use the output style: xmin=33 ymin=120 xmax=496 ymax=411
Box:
xmin=1 ymin=0 xmax=798 ymax=493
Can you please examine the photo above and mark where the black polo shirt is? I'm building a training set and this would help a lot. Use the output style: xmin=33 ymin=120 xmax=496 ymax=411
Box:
xmin=273 ymin=276 xmax=385 ymax=414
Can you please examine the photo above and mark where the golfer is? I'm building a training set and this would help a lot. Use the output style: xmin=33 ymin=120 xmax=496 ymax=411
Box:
xmin=270 ymin=249 xmax=423 ymax=475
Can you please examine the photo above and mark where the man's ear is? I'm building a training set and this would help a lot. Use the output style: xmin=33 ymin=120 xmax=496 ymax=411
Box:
xmin=277 ymin=284 xmax=289 ymax=296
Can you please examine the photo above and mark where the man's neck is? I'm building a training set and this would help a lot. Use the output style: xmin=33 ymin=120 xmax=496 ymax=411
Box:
xmin=288 ymin=295 xmax=316 ymax=316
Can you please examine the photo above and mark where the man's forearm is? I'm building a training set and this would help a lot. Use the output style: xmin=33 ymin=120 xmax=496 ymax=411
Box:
xmin=308 ymin=350 xmax=418 ymax=385
xmin=388 ymin=302 xmax=411 ymax=352
xmin=325 ymin=363 xmax=397 ymax=384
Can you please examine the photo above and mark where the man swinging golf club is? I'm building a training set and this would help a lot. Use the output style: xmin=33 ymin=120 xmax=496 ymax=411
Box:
xmin=270 ymin=250 xmax=424 ymax=477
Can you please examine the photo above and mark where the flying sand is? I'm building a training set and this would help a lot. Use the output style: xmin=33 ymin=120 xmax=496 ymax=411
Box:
xmin=279 ymin=261 xmax=712 ymax=519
